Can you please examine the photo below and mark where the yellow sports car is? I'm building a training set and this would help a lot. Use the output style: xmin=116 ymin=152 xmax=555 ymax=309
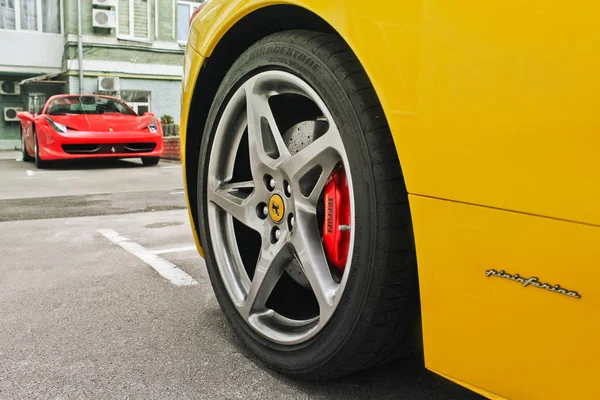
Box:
xmin=180 ymin=1 xmax=598 ymax=399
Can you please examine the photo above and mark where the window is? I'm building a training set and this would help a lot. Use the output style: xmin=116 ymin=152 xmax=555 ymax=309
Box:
xmin=0 ymin=0 xmax=61 ymax=33
xmin=28 ymin=93 xmax=46 ymax=114
xmin=121 ymin=90 xmax=150 ymax=115
xmin=177 ymin=1 xmax=202 ymax=43
xmin=117 ymin=0 xmax=149 ymax=40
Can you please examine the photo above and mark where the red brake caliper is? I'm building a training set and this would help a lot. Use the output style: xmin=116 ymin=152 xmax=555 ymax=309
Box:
xmin=323 ymin=165 xmax=351 ymax=272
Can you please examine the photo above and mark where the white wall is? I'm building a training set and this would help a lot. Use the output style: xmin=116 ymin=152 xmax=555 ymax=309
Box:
xmin=0 ymin=31 xmax=63 ymax=73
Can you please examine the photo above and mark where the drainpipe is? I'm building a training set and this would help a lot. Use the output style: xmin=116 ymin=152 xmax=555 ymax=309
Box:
xmin=77 ymin=0 xmax=84 ymax=94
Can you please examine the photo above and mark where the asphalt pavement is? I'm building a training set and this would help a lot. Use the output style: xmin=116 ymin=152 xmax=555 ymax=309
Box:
xmin=0 ymin=151 xmax=483 ymax=400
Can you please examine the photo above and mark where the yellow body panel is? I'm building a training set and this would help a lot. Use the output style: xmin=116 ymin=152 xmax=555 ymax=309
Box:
xmin=182 ymin=1 xmax=600 ymax=398
xmin=411 ymin=195 xmax=599 ymax=400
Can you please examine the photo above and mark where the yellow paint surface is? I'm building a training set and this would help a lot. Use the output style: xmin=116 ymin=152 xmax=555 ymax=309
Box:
xmin=411 ymin=195 xmax=599 ymax=400
xmin=180 ymin=47 xmax=204 ymax=257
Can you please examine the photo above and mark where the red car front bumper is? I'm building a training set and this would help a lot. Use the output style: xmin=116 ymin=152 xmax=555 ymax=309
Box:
xmin=38 ymin=129 xmax=164 ymax=161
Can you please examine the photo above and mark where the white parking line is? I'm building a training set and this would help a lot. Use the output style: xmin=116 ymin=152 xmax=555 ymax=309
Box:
xmin=26 ymin=169 xmax=54 ymax=176
xmin=160 ymin=165 xmax=180 ymax=169
xmin=170 ymin=191 xmax=185 ymax=195
xmin=98 ymin=229 xmax=198 ymax=287
xmin=151 ymin=245 xmax=197 ymax=255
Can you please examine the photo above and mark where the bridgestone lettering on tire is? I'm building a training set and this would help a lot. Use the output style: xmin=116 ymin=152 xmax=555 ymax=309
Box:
xmin=196 ymin=30 xmax=420 ymax=380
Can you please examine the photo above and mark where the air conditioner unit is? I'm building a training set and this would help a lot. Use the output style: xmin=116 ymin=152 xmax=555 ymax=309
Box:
xmin=92 ymin=0 xmax=116 ymax=7
xmin=98 ymin=76 xmax=120 ymax=92
xmin=92 ymin=9 xmax=116 ymax=28
xmin=4 ymin=107 xmax=23 ymax=122
xmin=0 ymin=81 xmax=21 ymax=95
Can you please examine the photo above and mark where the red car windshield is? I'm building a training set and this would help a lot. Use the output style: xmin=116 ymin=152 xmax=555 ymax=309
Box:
xmin=46 ymin=96 xmax=137 ymax=116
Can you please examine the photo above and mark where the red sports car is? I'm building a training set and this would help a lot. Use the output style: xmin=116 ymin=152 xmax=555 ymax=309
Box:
xmin=18 ymin=94 xmax=164 ymax=168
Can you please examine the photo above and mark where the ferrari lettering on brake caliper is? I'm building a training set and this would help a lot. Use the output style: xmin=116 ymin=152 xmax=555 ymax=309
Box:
xmin=322 ymin=165 xmax=351 ymax=272
xmin=326 ymin=196 xmax=334 ymax=234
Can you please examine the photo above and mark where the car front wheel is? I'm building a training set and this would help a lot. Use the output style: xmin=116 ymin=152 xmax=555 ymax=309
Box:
xmin=196 ymin=30 xmax=420 ymax=379
xmin=21 ymin=129 xmax=33 ymax=162
xmin=142 ymin=156 xmax=160 ymax=166
xmin=34 ymin=132 xmax=51 ymax=169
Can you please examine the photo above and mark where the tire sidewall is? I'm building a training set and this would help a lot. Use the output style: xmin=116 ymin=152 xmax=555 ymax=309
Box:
xmin=197 ymin=37 xmax=380 ymax=375
xmin=34 ymin=132 xmax=49 ymax=169
xmin=142 ymin=157 xmax=160 ymax=166
xmin=34 ymin=132 xmax=40 ymax=164
xmin=21 ymin=130 xmax=28 ymax=160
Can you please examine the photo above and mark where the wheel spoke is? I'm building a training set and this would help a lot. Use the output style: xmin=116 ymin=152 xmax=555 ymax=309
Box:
xmin=208 ymin=180 xmax=262 ymax=232
xmin=292 ymin=210 xmax=339 ymax=319
xmin=239 ymin=240 xmax=287 ymax=320
xmin=244 ymin=79 xmax=291 ymax=170
xmin=281 ymin=126 xmax=344 ymax=205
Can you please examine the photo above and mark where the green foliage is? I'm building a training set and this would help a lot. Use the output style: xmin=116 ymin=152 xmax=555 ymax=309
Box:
xmin=160 ymin=114 xmax=175 ymax=125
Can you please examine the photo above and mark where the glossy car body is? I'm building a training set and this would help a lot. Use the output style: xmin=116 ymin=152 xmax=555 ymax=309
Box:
xmin=181 ymin=1 xmax=599 ymax=399
xmin=19 ymin=95 xmax=163 ymax=162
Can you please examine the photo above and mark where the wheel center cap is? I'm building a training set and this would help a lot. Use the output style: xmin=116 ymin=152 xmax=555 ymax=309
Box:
xmin=268 ymin=194 xmax=285 ymax=223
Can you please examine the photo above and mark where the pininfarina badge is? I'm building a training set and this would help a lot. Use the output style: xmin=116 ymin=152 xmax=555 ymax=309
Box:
xmin=486 ymin=269 xmax=581 ymax=299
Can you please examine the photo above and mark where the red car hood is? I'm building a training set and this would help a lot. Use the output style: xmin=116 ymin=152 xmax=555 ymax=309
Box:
xmin=48 ymin=114 xmax=153 ymax=132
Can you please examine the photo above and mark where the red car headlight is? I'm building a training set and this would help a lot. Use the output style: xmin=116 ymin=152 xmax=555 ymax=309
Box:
xmin=45 ymin=117 xmax=67 ymax=134
xmin=147 ymin=118 xmax=159 ymax=133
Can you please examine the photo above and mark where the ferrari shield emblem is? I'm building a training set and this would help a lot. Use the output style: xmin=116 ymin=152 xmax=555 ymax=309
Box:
xmin=268 ymin=194 xmax=285 ymax=223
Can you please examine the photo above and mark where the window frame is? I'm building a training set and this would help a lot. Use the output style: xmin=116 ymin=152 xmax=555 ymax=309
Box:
xmin=0 ymin=0 xmax=63 ymax=35
xmin=176 ymin=0 xmax=201 ymax=44
xmin=120 ymin=89 xmax=151 ymax=115
xmin=116 ymin=0 xmax=151 ymax=42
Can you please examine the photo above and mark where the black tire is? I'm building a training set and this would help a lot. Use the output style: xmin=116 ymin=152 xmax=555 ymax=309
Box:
xmin=141 ymin=156 xmax=160 ymax=166
xmin=197 ymin=30 xmax=420 ymax=380
xmin=21 ymin=129 xmax=33 ymax=162
xmin=34 ymin=132 xmax=51 ymax=169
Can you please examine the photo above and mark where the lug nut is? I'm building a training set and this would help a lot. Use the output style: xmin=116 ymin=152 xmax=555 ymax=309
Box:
xmin=256 ymin=203 xmax=269 ymax=220
xmin=282 ymin=180 xmax=291 ymax=196
xmin=271 ymin=227 xmax=281 ymax=243
xmin=264 ymin=175 xmax=275 ymax=191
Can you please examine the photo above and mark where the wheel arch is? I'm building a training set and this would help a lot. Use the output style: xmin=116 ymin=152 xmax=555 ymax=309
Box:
xmin=184 ymin=5 xmax=339 ymax=250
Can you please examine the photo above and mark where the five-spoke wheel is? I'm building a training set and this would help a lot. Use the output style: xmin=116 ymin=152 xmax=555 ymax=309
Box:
xmin=196 ymin=31 xmax=419 ymax=380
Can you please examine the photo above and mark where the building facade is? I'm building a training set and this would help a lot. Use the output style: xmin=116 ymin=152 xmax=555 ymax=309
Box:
xmin=0 ymin=0 xmax=202 ymax=149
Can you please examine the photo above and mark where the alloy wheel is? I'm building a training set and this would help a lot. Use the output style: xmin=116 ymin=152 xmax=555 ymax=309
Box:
xmin=206 ymin=71 xmax=355 ymax=345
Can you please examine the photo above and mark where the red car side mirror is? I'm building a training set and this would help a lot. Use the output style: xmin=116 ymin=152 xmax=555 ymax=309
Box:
xmin=17 ymin=112 xmax=34 ymax=123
